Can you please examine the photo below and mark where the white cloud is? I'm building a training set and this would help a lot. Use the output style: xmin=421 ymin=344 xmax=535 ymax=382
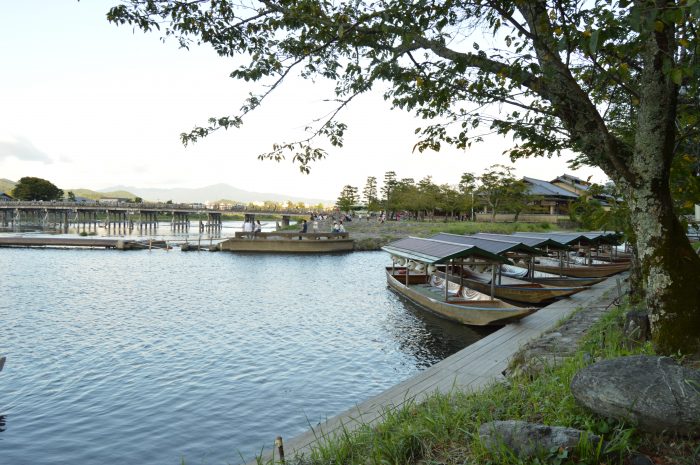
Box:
xmin=0 ymin=136 xmax=52 ymax=163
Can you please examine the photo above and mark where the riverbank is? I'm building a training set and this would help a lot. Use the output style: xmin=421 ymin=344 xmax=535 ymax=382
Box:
xmin=249 ymin=273 xmax=698 ymax=465
xmin=339 ymin=219 xmax=557 ymax=251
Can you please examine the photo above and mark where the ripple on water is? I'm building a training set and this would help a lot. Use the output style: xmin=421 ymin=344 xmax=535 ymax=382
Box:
xmin=0 ymin=249 xmax=492 ymax=464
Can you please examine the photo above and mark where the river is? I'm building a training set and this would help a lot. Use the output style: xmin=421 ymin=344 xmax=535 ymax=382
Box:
xmin=0 ymin=237 xmax=492 ymax=464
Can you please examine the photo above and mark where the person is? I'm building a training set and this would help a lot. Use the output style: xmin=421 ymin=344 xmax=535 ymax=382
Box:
xmin=299 ymin=219 xmax=307 ymax=239
xmin=312 ymin=219 xmax=319 ymax=235
xmin=242 ymin=219 xmax=253 ymax=238
xmin=332 ymin=221 xmax=340 ymax=233
xmin=338 ymin=221 xmax=346 ymax=233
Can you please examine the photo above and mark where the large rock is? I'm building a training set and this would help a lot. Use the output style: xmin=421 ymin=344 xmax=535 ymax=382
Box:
xmin=571 ymin=355 xmax=700 ymax=435
xmin=478 ymin=420 xmax=602 ymax=458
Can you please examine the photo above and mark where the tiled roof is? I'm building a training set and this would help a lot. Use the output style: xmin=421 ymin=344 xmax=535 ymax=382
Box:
xmin=522 ymin=177 xmax=579 ymax=198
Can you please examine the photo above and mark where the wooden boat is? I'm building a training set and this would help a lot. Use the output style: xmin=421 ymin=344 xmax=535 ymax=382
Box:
xmin=218 ymin=231 xmax=353 ymax=253
xmin=386 ymin=268 xmax=538 ymax=326
xmin=532 ymin=258 xmax=630 ymax=278
xmin=434 ymin=267 xmax=587 ymax=304
xmin=500 ymin=264 xmax=605 ymax=287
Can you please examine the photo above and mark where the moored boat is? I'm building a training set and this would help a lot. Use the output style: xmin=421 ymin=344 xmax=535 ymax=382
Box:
xmin=531 ymin=258 xmax=630 ymax=278
xmin=382 ymin=237 xmax=538 ymax=326
xmin=434 ymin=267 xmax=587 ymax=304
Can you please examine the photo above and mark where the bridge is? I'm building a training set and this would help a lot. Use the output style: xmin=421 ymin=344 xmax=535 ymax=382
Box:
xmin=0 ymin=201 xmax=311 ymax=233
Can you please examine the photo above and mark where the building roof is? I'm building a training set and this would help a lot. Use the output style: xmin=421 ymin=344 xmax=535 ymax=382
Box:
xmin=382 ymin=237 xmax=509 ymax=264
xmin=551 ymin=174 xmax=589 ymax=186
xmin=522 ymin=177 xmax=579 ymax=198
xmin=1 ymin=192 xmax=14 ymax=200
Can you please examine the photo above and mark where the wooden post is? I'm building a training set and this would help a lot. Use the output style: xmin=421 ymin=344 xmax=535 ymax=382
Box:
xmin=490 ymin=264 xmax=496 ymax=300
xmin=445 ymin=260 xmax=449 ymax=302
xmin=275 ymin=436 xmax=285 ymax=463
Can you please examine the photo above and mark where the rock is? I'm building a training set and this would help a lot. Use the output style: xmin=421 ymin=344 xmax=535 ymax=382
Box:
xmin=571 ymin=355 xmax=700 ymax=435
xmin=623 ymin=310 xmax=651 ymax=343
xmin=627 ymin=452 xmax=654 ymax=465
xmin=478 ymin=420 xmax=602 ymax=458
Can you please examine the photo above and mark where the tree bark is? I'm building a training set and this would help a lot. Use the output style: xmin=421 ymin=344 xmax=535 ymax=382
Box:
xmin=620 ymin=9 xmax=700 ymax=354
xmin=625 ymin=184 xmax=700 ymax=354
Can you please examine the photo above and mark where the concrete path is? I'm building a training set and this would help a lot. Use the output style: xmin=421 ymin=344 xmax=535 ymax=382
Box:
xmin=248 ymin=273 xmax=625 ymax=464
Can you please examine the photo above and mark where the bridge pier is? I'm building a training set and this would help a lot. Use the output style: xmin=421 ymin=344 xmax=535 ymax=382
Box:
xmin=139 ymin=211 xmax=159 ymax=233
xmin=201 ymin=212 xmax=222 ymax=235
xmin=171 ymin=211 xmax=189 ymax=232
xmin=281 ymin=215 xmax=290 ymax=228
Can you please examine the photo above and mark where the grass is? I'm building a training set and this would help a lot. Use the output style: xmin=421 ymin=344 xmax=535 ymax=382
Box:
xmin=251 ymin=301 xmax=698 ymax=465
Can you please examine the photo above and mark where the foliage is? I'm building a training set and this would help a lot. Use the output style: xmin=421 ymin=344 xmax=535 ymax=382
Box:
xmin=108 ymin=0 xmax=700 ymax=353
xmin=66 ymin=191 xmax=76 ymax=201
xmin=12 ymin=177 xmax=63 ymax=201
xmin=477 ymin=165 xmax=531 ymax=222
xmin=336 ymin=184 xmax=358 ymax=213
xmin=362 ymin=176 xmax=380 ymax=212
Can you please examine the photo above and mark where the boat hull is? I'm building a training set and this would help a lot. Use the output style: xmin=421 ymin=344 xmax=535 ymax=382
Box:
xmin=386 ymin=270 xmax=537 ymax=326
xmin=219 ymin=237 xmax=354 ymax=253
xmin=435 ymin=270 xmax=586 ymax=304
xmin=532 ymin=262 xmax=629 ymax=278
xmin=523 ymin=276 xmax=605 ymax=287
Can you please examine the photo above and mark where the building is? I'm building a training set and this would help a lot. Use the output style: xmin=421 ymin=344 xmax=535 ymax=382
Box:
xmin=522 ymin=176 xmax=579 ymax=214
xmin=1 ymin=192 xmax=14 ymax=201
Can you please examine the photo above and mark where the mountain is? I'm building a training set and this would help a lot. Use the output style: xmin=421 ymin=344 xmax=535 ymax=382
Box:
xmin=69 ymin=189 xmax=139 ymax=201
xmin=0 ymin=178 xmax=16 ymax=194
xmin=100 ymin=183 xmax=331 ymax=205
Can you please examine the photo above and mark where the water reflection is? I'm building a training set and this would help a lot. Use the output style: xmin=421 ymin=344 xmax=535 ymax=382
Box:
xmin=0 ymin=415 xmax=6 ymax=433
xmin=386 ymin=292 xmax=496 ymax=368
xmin=0 ymin=249 xmax=487 ymax=464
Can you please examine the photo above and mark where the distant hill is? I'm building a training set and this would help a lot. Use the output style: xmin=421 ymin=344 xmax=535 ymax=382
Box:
xmin=69 ymin=189 xmax=139 ymax=201
xmin=1 ymin=178 xmax=330 ymax=205
xmin=0 ymin=178 xmax=16 ymax=195
xmin=101 ymin=183 xmax=331 ymax=205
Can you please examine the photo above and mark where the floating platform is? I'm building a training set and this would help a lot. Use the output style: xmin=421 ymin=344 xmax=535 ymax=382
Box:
xmin=0 ymin=237 xmax=156 ymax=250
xmin=218 ymin=231 xmax=354 ymax=253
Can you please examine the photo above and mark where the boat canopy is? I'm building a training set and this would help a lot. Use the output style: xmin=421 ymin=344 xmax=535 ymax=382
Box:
xmin=472 ymin=232 xmax=569 ymax=250
xmin=428 ymin=233 xmax=543 ymax=256
xmin=513 ymin=231 xmax=622 ymax=246
xmin=512 ymin=232 xmax=600 ymax=246
xmin=382 ymin=237 xmax=509 ymax=265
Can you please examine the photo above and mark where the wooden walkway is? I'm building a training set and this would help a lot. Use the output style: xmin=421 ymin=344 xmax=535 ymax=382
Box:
xmin=252 ymin=274 xmax=624 ymax=463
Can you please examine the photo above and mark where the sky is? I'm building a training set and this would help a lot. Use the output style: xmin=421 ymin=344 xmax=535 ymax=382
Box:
xmin=0 ymin=0 xmax=608 ymax=201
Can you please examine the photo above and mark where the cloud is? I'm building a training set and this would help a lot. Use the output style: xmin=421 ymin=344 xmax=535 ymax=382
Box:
xmin=0 ymin=136 xmax=52 ymax=163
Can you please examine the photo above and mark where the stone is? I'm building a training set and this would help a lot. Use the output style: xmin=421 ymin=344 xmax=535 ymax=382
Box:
xmin=478 ymin=420 xmax=602 ymax=458
xmin=623 ymin=310 xmax=651 ymax=343
xmin=571 ymin=355 xmax=700 ymax=435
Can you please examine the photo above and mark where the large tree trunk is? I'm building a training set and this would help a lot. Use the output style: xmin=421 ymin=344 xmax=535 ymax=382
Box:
xmin=622 ymin=11 xmax=700 ymax=354
xmin=625 ymin=183 xmax=700 ymax=354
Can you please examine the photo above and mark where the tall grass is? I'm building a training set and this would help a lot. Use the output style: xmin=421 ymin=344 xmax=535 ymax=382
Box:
xmin=268 ymin=302 xmax=655 ymax=465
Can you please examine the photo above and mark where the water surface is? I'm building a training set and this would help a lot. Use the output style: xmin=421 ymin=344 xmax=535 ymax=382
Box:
xmin=1 ymin=248 xmax=491 ymax=464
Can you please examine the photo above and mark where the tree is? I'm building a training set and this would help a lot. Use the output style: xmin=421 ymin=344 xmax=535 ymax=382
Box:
xmin=12 ymin=177 xmax=63 ymax=201
xmin=109 ymin=1 xmax=700 ymax=353
xmin=362 ymin=176 xmax=380 ymax=213
xmin=381 ymin=171 xmax=398 ymax=217
xmin=133 ymin=196 xmax=143 ymax=203
xmin=67 ymin=191 xmax=76 ymax=201
xmin=336 ymin=185 xmax=358 ymax=213
xmin=477 ymin=165 xmax=527 ymax=222
xmin=458 ymin=172 xmax=478 ymax=220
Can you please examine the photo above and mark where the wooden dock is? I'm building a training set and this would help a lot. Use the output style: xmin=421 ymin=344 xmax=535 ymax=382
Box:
xmin=251 ymin=274 xmax=624 ymax=463
xmin=0 ymin=237 xmax=151 ymax=250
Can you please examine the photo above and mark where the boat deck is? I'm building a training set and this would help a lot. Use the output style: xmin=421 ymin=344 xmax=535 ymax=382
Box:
xmin=250 ymin=273 xmax=625 ymax=464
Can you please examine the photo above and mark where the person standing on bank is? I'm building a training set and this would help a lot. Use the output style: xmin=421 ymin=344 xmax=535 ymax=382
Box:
xmin=299 ymin=219 xmax=307 ymax=239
